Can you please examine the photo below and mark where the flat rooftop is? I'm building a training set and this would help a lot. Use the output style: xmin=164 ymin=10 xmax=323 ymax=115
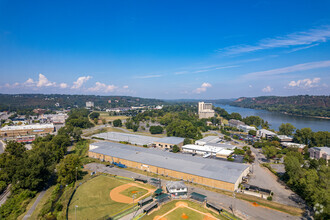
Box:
xmin=92 ymin=132 xmax=160 ymax=146
xmin=90 ymin=141 xmax=249 ymax=184
xmin=0 ymin=123 xmax=54 ymax=131
xmin=155 ymin=137 xmax=185 ymax=145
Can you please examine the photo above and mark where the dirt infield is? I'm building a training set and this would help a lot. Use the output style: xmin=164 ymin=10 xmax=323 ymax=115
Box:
xmin=153 ymin=201 xmax=219 ymax=220
xmin=110 ymin=183 xmax=153 ymax=203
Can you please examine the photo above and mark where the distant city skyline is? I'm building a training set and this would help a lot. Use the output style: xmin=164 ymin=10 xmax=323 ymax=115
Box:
xmin=0 ymin=0 xmax=329 ymax=99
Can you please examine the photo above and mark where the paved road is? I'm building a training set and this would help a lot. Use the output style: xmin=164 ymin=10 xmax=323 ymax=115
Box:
xmin=85 ymin=163 xmax=301 ymax=220
xmin=22 ymin=190 xmax=47 ymax=220
xmin=248 ymin=146 xmax=305 ymax=208
xmin=0 ymin=185 xmax=11 ymax=207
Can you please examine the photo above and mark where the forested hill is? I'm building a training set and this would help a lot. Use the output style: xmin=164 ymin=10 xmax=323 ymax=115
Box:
xmin=0 ymin=94 xmax=165 ymax=111
xmin=231 ymin=95 xmax=330 ymax=118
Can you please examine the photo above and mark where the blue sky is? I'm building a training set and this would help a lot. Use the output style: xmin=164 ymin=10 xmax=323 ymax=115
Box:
xmin=0 ymin=0 xmax=329 ymax=99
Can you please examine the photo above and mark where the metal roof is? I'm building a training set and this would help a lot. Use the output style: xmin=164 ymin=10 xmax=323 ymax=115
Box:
xmin=89 ymin=141 xmax=250 ymax=184
xmin=155 ymin=137 xmax=185 ymax=145
xmin=313 ymin=147 xmax=330 ymax=155
xmin=0 ymin=123 xmax=54 ymax=131
xmin=166 ymin=181 xmax=187 ymax=190
xmin=92 ymin=132 xmax=160 ymax=146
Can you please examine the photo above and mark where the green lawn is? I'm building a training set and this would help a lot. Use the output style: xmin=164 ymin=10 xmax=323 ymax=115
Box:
xmin=68 ymin=175 xmax=137 ymax=220
xmin=120 ymin=186 xmax=148 ymax=198
xmin=142 ymin=200 xmax=223 ymax=220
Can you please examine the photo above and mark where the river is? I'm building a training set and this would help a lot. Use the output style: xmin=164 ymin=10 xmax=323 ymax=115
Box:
xmin=214 ymin=104 xmax=330 ymax=132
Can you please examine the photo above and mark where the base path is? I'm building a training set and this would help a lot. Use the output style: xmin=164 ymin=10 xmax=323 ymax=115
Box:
xmin=110 ymin=183 xmax=153 ymax=203
xmin=153 ymin=201 xmax=219 ymax=220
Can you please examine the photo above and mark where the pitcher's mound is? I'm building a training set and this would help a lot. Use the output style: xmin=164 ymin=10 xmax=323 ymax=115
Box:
xmin=181 ymin=213 xmax=189 ymax=219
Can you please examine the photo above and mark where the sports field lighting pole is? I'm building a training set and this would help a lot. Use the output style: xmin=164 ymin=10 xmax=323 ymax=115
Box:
xmin=75 ymin=167 xmax=78 ymax=186
xmin=75 ymin=205 xmax=78 ymax=220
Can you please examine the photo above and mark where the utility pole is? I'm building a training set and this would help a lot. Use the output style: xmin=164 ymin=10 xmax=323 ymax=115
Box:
xmin=75 ymin=205 xmax=78 ymax=220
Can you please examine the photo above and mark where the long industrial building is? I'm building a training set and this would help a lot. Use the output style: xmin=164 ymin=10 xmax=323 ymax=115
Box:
xmin=0 ymin=123 xmax=54 ymax=138
xmin=89 ymin=141 xmax=250 ymax=191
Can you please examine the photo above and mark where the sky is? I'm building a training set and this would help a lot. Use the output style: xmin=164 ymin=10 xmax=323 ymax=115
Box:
xmin=0 ymin=0 xmax=330 ymax=99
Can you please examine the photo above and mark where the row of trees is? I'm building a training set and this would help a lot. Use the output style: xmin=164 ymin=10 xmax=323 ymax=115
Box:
xmin=284 ymin=152 xmax=329 ymax=219
xmin=0 ymin=108 xmax=92 ymax=219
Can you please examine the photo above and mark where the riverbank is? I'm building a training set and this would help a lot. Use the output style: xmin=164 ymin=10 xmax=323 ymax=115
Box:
xmin=214 ymin=104 xmax=330 ymax=132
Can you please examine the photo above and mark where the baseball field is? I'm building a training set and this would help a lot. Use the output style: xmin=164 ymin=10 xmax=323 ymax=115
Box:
xmin=142 ymin=200 xmax=222 ymax=220
xmin=67 ymin=175 xmax=154 ymax=220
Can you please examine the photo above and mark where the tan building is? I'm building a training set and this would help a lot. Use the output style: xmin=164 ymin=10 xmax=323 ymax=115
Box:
xmin=153 ymin=137 xmax=185 ymax=149
xmin=309 ymin=147 xmax=330 ymax=161
xmin=198 ymin=102 xmax=215 ymax=119
xmin=89 ymin=142 xmax=250 ymax=191
xmin=0 ymin=124 xmax=54 ymax=138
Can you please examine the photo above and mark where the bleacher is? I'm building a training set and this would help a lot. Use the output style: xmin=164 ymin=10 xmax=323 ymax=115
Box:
xmin=155 ymin=193 xmax=170 ymax=204
xmin=206 ymin=201 xmax=223 ymax=214
xmin=138 ymin=196 xmax=153 ymax=207
xmin=190 ymin=192 xmax=207 ymax=202
xmin=134 ymin=177 xmax=148 ymax=183
xmin=143 ymin=202 xmax=158 ymax=213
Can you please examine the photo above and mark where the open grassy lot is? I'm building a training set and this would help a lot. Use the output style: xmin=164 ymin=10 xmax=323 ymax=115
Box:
xmin=142 ymin=200 xmax=223 ymax=220
xmin=95 ymin=111 xmax=129 ymax=121
xmin=68 ymin=175 xmax=154 ymax=220
xmin=120 ymin=186 xmax=148 ymax=198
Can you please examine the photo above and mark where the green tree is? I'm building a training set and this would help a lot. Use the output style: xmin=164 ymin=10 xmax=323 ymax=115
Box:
xmin=183 ymin=138 xmax=192 ymax=145
xmin=248 ymin=130 xmax=257 ymax=136
xmin=57 ymin=154 xmax=81 ymax=185
xmin=172 ymin=145 xmax=180 ymax=153
xmin=113 ymin=119 xmax=122 ymax=127
xmin=293 ymin=128 xmax=313 ymax=145
xmin=149 ymin=126 xmax=163 ymax=134
xmin=230 ymin=112 xmax=242 ymax=121
xmin=278 ymin=123 xmax=296 ymax=136
xmin=89 ymin=112 xmax=100 ymax=120
xmin=262 ymin=145 xmax=277 ymax=159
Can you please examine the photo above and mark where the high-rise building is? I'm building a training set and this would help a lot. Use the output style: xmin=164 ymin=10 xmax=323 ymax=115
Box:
xmin=198 ymin=102 xmax=215 ymax=119
xmin=86 ymin=101 xmax=94 ymax=109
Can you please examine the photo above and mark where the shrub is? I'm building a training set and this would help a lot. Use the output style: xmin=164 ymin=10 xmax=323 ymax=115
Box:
xmin=267 ymin=196 xmax=272 ymax=201
xmin=149 ymin=126 xmax=163 ymax=134
xmin=113 ymin=119 xmax=122 ymax=127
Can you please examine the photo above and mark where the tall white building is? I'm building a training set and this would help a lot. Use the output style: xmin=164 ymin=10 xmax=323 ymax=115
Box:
xmin=198 ymin=102 xmax=215 ymax=119
xmin=86 ymin=101 xmax=94 ymax=109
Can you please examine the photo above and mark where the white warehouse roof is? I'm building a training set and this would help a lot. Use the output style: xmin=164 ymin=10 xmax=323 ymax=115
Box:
xmin=0 ymin=123 xmax=54 ymax=131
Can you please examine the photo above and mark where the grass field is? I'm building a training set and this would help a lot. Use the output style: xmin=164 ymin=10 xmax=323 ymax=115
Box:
xmin=95 ymin=111 xmax=129 ymax=121
xmin=120 ymin=186 xmax=148 ymax=198
xmin=68 ymin=175 xmax=154 ymax=220
xmin=142 ymin=200 xmax=223 ymax=220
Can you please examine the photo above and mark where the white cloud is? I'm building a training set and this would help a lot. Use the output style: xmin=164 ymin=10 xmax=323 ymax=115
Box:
xmin=221 ymin=25 xmax=330 ymax=55
xmin=123 ymin=85 xmax=129 ymax=89
xmin=288 ymin=78 xmax=321 ymax=88
xmin=71 ymin=76 xmax=92 ymax=89
xmin=24 ymin=78 xmax=34 ymax=85
xmin=37 ymin=74 xmax=56 ymax=87
xmin=245 ymin=60 xmax=330 ymax=78
xmin=59 ymin=83 xmax=68 ymax=89
xmin=262 ymin=86 xmax=273 ymax=93
xmin=249 ymin=85 xmax=253 ymax=88
xmin=194 ymin=82 xmax=212 ymax=94
xmin=88 ymin=82 xmax=117 ymax=93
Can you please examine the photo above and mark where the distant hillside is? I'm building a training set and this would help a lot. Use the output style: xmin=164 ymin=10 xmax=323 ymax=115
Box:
xmin=232 ymin=95 xmax=330 ymax=118
xmin=0 ymin=94 xmax=165 ymax=111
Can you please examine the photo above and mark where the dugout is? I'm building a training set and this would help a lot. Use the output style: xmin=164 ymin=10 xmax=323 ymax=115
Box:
xmin=138 ymin=196 xmax=153 ymax=207
xmin=143 ymin=202 xmax=158 ymax=213
xmin=155 ymin=193 xmax=170 ymax=204
xmin=134 ymin=177 xmax=148 ymax=183
xmin=190 ymin=192 xmax=207 ymax=202
xmin=154 ymin=188 xmax=163 ymax=196
xmin=206 ymin=201 xmax=223 ymax=214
